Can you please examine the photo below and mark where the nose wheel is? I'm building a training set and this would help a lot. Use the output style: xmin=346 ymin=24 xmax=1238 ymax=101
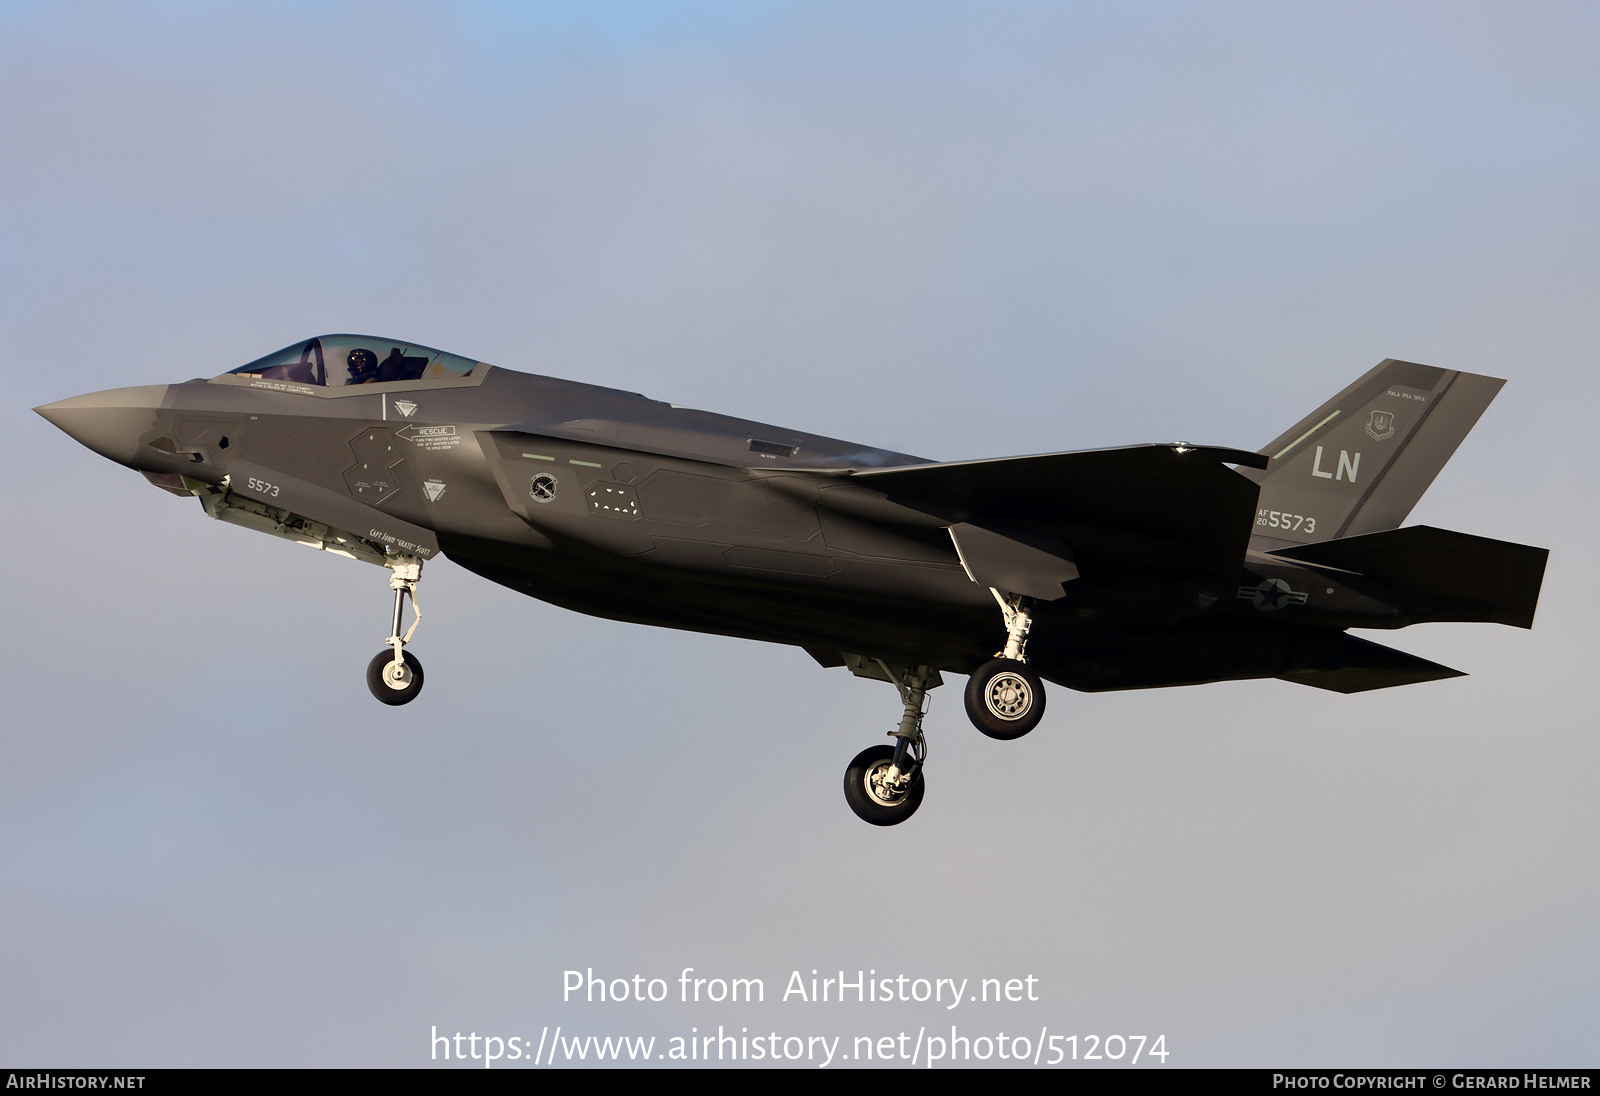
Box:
xmin=368 ymin=649 xmax=424 ymax=705
xmin=366 ymin=553 xmax=425 ymax=705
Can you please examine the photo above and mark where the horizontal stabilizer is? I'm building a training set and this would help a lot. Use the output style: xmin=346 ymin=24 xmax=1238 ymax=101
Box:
xmin=852 ymin=444 xmax=1267 ymax=575
xmin=1270 ymin=525 xmax=1547 ymax=628
xmin=1278 ymin=635 xmax=1466 ymax=693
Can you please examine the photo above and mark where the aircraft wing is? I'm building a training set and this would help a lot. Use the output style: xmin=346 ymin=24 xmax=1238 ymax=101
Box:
xmin=849 ymin=443 xmax=1268 ymax=576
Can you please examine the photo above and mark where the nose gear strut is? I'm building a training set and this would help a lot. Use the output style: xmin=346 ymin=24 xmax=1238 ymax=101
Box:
xmin=366 ymin=553 xmax=425 ymax=705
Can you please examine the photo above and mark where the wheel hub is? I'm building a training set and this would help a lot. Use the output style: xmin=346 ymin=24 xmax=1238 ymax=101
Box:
xmin=864 ymin=762 xmax=909 ymax=807
xmin=384 ymin=659 xmax=413 ymax=688
xmin=985 ymin=672 xmax=1033 ymax=720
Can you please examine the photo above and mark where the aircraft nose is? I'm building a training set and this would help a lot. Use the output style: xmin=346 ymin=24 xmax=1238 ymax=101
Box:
xmin=34 ymin=384 xmax=169 ymax=468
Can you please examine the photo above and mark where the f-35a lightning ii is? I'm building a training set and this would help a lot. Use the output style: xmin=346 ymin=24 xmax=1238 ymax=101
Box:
xmin=36 ymin=336 xmax=1547 ymax=825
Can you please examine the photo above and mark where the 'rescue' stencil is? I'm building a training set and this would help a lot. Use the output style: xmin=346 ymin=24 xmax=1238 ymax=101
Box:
xmin=397 ymin=423 xmax=461 ymax=451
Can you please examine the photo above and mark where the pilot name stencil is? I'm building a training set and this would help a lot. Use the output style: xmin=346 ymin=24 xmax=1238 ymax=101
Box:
xmin=366 ymin=528 xmax=434 ymax=558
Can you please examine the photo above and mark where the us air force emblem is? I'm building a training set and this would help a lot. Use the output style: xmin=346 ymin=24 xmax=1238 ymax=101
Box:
xmin=1237 ymin=578 xmax=1309 ymax=611
xmin=1365 ymin=409 xmax=1396 ymax=441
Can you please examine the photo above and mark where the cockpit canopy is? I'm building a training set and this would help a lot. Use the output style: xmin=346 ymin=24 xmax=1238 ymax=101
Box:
xmin=224 ymin=335 xmax=479 ymax=387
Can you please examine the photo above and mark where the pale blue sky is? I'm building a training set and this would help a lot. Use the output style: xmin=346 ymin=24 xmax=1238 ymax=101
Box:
xmin=3 ymin=1 xmax=1597 ymax=1067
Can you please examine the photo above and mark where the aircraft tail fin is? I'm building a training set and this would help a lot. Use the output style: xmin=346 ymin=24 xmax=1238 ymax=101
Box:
xmin=1242 ymin=360 xmax=1504 ymax=546
xmin=1270 ymin=525 xmax=1547 ymax=629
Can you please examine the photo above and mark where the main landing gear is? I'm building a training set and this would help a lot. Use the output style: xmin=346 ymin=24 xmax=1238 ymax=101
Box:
xmin=367 ymin=553 xmax=425 ymax=705
xmin=837 ymin=593 xmax=1053 ymax=825
xmin=842 ymin=661 xmax=934 ymax=827
xmin=962 ymin=591 xmax=1046 ymax=740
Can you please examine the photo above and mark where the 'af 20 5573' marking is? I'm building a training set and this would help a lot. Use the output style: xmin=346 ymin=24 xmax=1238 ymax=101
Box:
xmin=1257 ymin=509 xmax=1316 ymax=534
xmin=246 ymin=477 xmax=281 ymax=499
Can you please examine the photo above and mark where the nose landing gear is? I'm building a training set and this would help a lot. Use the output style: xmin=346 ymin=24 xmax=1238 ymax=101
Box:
xmin=367 ymin=648 xmax=423 ymax=704
xmin=367 ymin=553 xmax=425 ymax=705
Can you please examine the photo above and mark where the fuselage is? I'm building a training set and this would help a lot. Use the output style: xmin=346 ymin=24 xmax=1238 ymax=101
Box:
xmin=34 ymin=338 xmax=1546 ymax=826
xmin=35 ymin=338 xmax=1416 ymax=691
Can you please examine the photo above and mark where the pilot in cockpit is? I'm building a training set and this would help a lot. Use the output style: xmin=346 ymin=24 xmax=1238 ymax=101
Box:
xmin=347 ymin=348 xmax=378 ymax=385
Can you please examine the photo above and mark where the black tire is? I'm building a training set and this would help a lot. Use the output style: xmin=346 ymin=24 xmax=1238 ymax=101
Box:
xmin=842 ymin=745 xmax=925 ymax=826
xmin=964 ymin=658 xmax=1045 ymax=740
xmin=367 ymin=650 xmax=424 ymax=705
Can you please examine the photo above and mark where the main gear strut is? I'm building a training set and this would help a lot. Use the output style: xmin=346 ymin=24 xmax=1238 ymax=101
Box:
xmin=842 ymin=661 xmax=936 ymax=826
xmin=963 ymin=589 xmax=1047 ymax=739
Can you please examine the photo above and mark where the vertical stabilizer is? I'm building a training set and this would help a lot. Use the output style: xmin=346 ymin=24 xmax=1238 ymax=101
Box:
xmin=1242 ymin=360 xmax=1503 ymax=548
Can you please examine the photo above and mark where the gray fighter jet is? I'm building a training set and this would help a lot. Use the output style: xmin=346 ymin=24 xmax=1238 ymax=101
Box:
xmin=36 ymin=336 xmax=1547 ymax=825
